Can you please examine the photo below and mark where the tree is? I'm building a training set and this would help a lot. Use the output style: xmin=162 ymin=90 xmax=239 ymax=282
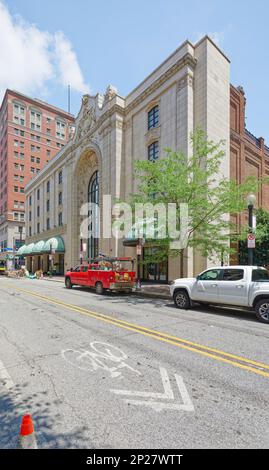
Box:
xmin=129 ymin=129 xmax=264 ymax=268
xmin=239 ymin=208 xmax=269 ymax=266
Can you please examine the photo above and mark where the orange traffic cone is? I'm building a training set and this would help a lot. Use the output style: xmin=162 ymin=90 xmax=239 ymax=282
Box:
xmin=18 ymin=415 xmax=38 ymax=449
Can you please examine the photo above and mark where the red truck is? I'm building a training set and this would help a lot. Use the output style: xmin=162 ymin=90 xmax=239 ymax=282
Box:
xmin=65 ymin=257 xmax=136 ymax=294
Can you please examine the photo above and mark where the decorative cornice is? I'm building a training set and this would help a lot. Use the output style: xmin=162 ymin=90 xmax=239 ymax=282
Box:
xmin=126 ymin=53 xmax=197 ymax=114
xmin=145 ymin=126 xmax=161 ymax=146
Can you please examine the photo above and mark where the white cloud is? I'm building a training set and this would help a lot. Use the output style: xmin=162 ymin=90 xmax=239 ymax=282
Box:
xmin=0 ymin=1 xmax=89 ymax=103
xmin=54 ymin=32 xmax=89 ymax=94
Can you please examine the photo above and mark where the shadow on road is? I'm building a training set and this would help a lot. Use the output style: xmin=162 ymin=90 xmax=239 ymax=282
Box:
xmin=0 ymin=382 xmax=91 ymax=449
xmin=67 ymin=286 xmax=260 ymax=325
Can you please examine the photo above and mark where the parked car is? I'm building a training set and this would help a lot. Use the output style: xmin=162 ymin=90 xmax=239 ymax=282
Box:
xmin=65 ymin=257 xmax=136 ymax=294
xmin=170 ymin=266 xmax=269 ymax=323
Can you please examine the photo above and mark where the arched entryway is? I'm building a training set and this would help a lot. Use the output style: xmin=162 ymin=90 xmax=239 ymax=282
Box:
xmin=88 ymin=170 xmax=99 ymax=259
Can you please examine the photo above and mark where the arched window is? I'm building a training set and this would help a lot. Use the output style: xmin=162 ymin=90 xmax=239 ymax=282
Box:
xmin=88 ymin=171 xmax=99 ymax=259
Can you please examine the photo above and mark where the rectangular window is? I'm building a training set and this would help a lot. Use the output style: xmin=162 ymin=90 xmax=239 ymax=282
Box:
xmin=47 ymin=180 xmax=50 ymax=193
xmin=46 ymin=199 xmax=50 ymax=212
xmin=37 ymin=189 xmax=40 ymax=200
xmin=46 ymin=218 xmax=50 ymax=231
xmin=58 ymin=191 xmax=62 ymax=205
xmin=37 ymin=222 xmax=40 ymax=234
xmin=148 ymin=141 xmax=159 ymax=162
xmin=58 ymin=212 xmax=63 ymax=226
xmin=58 ymin=170 xmax=63 ymax=184
xmin=37 ymin=206 xmax=40 ymax=217
xmin=148 ymin=106 xmax=159 ymax=130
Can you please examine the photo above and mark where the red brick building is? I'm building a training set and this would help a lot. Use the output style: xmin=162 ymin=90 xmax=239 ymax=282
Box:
xmin=230 ymin=84 xmax=269 ymax=244
xmin=0 ymin=89 xmax=74 ymax=266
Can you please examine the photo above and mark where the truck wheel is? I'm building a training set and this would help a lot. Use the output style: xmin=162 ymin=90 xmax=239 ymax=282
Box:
xmin=65 ymin=277 xmax=73 ymax=289
xmin=96 ymin=282 xmax=104 ymax=295
xmin=173 ymin=289 xmax=190 ymax=310
xmin=255 ymin=300 xmax=269 ymax=324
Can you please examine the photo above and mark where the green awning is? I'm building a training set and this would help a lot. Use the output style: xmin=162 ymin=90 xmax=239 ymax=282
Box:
xmin=17 ymin=245 xmax=27 ymax=256
xmin=32 ymin=240 xmax=46 ymax=254
xmin=23 ymin=243 xmax=35 ymax=256
xmin=43 ymin=236 xmax=65 ymax=253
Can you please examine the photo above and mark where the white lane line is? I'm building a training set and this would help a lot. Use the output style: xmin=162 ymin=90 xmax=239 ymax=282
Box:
xmin=0 ymin=359 xmax=15 ymax=390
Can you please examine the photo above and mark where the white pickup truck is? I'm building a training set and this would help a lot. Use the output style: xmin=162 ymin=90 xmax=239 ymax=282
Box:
xmin=170 ymin=266 xmax=269 ymax=323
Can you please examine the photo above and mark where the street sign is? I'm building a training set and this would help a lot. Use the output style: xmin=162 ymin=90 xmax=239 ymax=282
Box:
xmin=248 ymin=234 xmax=256 ymax=249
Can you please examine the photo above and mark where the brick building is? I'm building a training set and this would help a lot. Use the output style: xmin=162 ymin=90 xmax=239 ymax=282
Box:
xmin=0 ymin=89 xmax=74 ymax=267
xmin=230 ymin=84 xmax=269 ymax=244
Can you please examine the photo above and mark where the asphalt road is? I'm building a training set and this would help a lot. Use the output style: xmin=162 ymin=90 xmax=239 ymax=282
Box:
xmin=0 ymin=277 xmax=268 ymax=449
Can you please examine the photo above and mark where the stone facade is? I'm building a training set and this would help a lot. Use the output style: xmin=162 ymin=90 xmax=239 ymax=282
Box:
xmin=25 ymin=36 xmax=230 ymax=280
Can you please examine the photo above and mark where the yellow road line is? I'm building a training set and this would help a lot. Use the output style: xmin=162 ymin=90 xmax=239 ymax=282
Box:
xmin=3 ymin=283 xmax=269 ymax=379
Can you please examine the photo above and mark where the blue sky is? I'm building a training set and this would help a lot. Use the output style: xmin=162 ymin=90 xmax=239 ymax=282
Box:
xmin=1 ymin=0 xmax=269 ymax=140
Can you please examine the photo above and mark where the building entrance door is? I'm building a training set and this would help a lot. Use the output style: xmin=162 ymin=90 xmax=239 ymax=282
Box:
xmin=142 ymin=247 xmax=168 ymax=283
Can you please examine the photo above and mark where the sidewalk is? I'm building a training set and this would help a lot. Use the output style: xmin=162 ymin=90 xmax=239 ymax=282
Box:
xmin=43 ymin=276 xmax=171 ymax=300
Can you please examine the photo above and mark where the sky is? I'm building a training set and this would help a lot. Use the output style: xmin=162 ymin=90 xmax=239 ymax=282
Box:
xmin=0 ymin=0 xmax=269 ymax=140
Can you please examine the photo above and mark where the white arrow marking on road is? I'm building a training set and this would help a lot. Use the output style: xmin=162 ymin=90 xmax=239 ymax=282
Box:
xmin=110 ymin=367 xmax=194 ymax=412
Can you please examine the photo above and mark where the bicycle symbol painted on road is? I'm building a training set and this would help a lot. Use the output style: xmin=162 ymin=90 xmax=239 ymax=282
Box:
xmin=61 ymin=342 xmax=141 ymax=379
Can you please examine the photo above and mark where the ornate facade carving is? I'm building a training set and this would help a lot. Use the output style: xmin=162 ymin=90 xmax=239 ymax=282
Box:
xmin=75 ymin=95 xmax=97 ymax=142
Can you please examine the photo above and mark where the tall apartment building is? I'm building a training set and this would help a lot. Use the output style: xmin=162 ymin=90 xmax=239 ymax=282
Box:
xmin=0 ymin=89 xmax=74 ymax=267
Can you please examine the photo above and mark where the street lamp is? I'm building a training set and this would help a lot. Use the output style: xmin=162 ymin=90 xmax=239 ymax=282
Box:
xmin=247 ymin=193 xmax=256 ymax=266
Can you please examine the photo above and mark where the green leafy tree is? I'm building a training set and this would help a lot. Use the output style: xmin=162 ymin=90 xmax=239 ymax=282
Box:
xmin=129 ymin=129 xmax=264 ymax=268
xmin=239 ymin=208 xmax=269 ymax=266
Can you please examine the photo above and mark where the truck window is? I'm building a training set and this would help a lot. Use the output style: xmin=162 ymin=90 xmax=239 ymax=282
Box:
xmin=198 ymin=269 xmax=220 ymax=281
xmin=222 ymin=269 xmax=244 ymax=281
xmin=252 ymin=269 xmax=269 ymax=281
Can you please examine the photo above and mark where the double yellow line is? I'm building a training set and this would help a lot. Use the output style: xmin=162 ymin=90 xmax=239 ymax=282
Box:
xmin=5 ymin=283 xmax=269 ymax=379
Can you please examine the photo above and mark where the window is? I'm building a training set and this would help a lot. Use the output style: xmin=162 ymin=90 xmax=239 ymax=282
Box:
xmin=37 ymin=223 xmax=40 ymax=234
xmin=58 ymin=212 xmax=63 ymax=226
xmin=198 ymin=269 xmax=221 ymax=281
xmin=58 ymin=170 xmax=63 ymax=184
xmin=30 ymin=111 xmax=41 ymax=131
xmin=37 ymin=189 xmax=40 ymax=200
xmin=36 ymin=157 xmax=40 ymax=164
xmin=14 ymin=186 xmax=18 ymax=193
xmin=148 ymin=141 xmax=159 ymax=162
xmin=30 ymin=167 xmax=35 ymax=174
xmin=58 ymin=192 xmax=62 ymax=205
xmin=56 ymin=120 xmax=66 ymax=139
xmin=29 ymin=227 xmax=32 ymax=237
xmin=46 ymin=218 xmax=50 ymax=230
xmin=20 ymin=187 xmax=24 ymax=193
xmin=29 ymin=196 xmax=32 ymax=206
xmin=222 ymin=269 xmax=244 ymax=281
xmin=46 ymin=199 xmax=50 ymax=212
xmin=29 ymin=211 xmax=32 ymax=222
xmin=13 ymin=212 xmax=19 ymax=221
xmin=37 ymin=206 xmax=40 ymax=217
xmin=47 ymin=181 xmax=50 ymax=193
xmin=14 ymin=200 xmax=18 ymax=209
xmin=31 ymin=156 xmax=35 ymax=163
xmin=252 ymin=269 xmax=269 ymax=282
xmin=148 ymin=105 xmax=159 ymax=130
